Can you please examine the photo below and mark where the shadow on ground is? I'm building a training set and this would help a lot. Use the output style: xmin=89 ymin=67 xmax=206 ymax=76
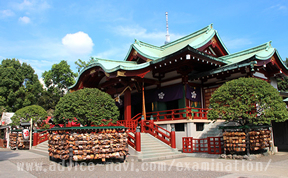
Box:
xmin=0 ymin=150 xmax=20 ymax=161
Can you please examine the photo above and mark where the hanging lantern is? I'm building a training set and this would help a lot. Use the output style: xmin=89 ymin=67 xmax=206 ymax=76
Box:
xmin=23 ymin=129 xmax=29 ymax=140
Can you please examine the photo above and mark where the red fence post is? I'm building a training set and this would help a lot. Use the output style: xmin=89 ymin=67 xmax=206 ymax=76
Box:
xmin=207 ymin=137 xmax=211 ymax=154
xmin=135 ymin=127 xmax=141 ymax=152
xmin=140 ymin=115 xmax=145 ymax=133
xmin=171 ymin=126 xmax=176 ymax=149
xmin=33 ymin=132 xmax=39 ymax=146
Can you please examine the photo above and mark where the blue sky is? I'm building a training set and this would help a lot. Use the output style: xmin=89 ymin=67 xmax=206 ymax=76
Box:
xmin=0 ymin=0 xmax=287 ymax=79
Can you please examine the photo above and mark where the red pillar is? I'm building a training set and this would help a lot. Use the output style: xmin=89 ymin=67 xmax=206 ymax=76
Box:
xmin=124 ymin=89 xmax=131 ymax=120
xmin=135 ymin=127 xmax=141 ymax=152
xmin=142 ymin=83 xmax=146 ymax=120
xmin=33 ymin=132 xmax=39 ymax=146
xmin=171 ymin=127 xmax=176 ymax=149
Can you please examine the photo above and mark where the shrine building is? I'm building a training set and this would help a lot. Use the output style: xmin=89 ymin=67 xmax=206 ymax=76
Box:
xmin=69 ymin=24 xmax=288 ymax=149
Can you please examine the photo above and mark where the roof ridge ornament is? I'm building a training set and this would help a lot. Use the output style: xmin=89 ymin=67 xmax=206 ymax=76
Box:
xmin=206 ymin=23 xmax=213 ymax=34
xmin=134 ymin=39 xmax=141 ymax=47
xmin=265 ymin=41 xmax=272 ymax=51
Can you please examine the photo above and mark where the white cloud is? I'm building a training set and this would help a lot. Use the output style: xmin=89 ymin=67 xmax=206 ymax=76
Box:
xmin=95 ymin=44 xmax=130 ymax=60
xmin=114 ymin=25 xmax=183 ymax=46
xmin=39 ymin=78 xmax=47 ymax=89
xmin=0 ymin=9 xmax=15 ymax=18
xmin=62 ymin=31 xmax=94 ymax=55
xmin=13 ymin=0 xmax=50 ymax=12
xmin=270 ymin=4 xmax=287 ymax=11
xmin=17 ymin=0 xmax=33 ymax=10
xmin=18 ymin=16 xmax=31 ymax=23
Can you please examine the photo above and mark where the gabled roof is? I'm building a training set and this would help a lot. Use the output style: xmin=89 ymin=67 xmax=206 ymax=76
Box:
xmin=219 ymin=41 xmax=288 ymax=72
xmin=124 ymin=24 xmax=230 ymax=61
xmin=78 ymin=58 xmax=150 ymax=75
xmin=219 ymin=41 xmax=275 ymax=64
xmin=189 ymin=41 xmax=288 ymax=80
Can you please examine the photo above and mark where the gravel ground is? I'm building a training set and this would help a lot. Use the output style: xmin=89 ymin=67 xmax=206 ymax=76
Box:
xmin=8 ymin=157 xmax=231 ymax=178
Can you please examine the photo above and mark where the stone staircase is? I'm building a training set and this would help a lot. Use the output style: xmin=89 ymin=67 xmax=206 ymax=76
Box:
xmin=138 ymin=133 xmax=185 ymax=162
xmin=198 ymin=121 xmax=238 ymax=138
xmin=31 ymin=140 xmax=48 ymax=156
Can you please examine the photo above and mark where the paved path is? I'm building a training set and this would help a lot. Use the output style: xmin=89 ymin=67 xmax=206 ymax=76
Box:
xmin=152 ymin=152 xmax=288 ymax=178
xmin=0 ymin=148 xmax=288 ymax=178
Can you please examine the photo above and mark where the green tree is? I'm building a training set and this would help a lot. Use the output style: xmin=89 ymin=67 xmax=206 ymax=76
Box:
xmin=11 ymin=105 xmax=47 ymax=127
xmin=208 ymin=77 xmax=288 ymax=125
xmin=39 ymin=60 xmax=78 ymax=111
xmin=54 ymin=88 xmax=119 ymax=126
xmin=42 ymin=60 xmax=78 ymax=96
xmin=75 ymin=57 xmax=95 ymax=73
xmin=0 ymin=59 xmax=43 ymax=112
xmin=37 ymin=90 xmax=60 ymax=111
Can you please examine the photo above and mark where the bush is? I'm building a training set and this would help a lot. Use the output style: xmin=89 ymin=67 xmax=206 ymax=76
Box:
xmin=207 ymin=77 xmax=288 ymax=125
xmin=11 ymin=105 xmax=47 ymax=127
xmin=54 ymin=88 xmax=119 ymax=126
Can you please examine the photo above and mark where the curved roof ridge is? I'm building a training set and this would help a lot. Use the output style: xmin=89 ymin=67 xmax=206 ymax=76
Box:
xmin=160 ymin=24 xmax=213 ymax=49
xmin=219 ymin=41 xmax=273 ymax=60
xmin=92 ymin=57 xmax=137 ymax=64
xmin=215 ymin=31 xmax=230 ymax=55
xmin=134 ymin=39 xmax=163 ymax=51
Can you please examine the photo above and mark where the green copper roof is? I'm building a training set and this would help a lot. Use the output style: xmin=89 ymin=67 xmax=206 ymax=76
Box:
xmin=189 ymin=61 xmax=257 ymax=80
xmin=124 ymin=24 xmax=230 ymax=61
xmin=69 ymin=58 xmax=151 ymax=89
xmin=79 ymin=58 xmax=150 ymax=75
xmin=219 ymin=125 xmax=271 ymax=129
xmin=190 ymin=41 xmax=288 ymax=80
xmin=48 ymin=126 xmax=126 ymax=131
xmin=218 ymin=41 xmax=288 ymax=71
xmin=70 ymin=24 xmax=288 ymax=90
xmin=219 ymin=42 xmax=274 ymax=64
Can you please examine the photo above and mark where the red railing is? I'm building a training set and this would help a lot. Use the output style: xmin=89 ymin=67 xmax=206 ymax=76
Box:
xmin=207 ymin=137 xmax=223 ymax=154
xmin=38 ymin=130 xmax=49 ymax=144
xmin=119 ymin=107 xmax=209 ymax=133
xmin=146 ymin=107 xmax=209 ymax=121
xmin=141 ymin=120 xmax=175 ymax=148
xmin=117 ymin=120 xmax=138 ymax=132
xmin=127 ymin=132 xmax=136 ymax=149
xmin=182 ymin=137 xmax=223 ymax=154
xmin=33 ymin=130 xmax=49 ymax=146
xmin=117 ymin=107 xmax=208 ymax=151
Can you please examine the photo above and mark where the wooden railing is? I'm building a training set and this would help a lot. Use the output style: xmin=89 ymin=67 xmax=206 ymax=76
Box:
xmin=146 ymin=107 xmax=209 ymax=121
xmin=33 ymin=130 xmax=49 ymax=146
xmin=183 ymin=136 xmax=223 ymax=154
xmin=118 ymin=107 xmax=209 ymax=141
xmin=118 ymin=120 xmax=138 ymax=132
xmin=38 ymin=130 xmax=49 ymax=144
xmin=142 ymin=120 xmax=172 ymax=146
xmin=127 ymin=132 xmax=136 ymax=149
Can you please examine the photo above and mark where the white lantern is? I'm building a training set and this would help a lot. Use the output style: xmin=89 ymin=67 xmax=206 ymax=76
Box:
xmin=23 ymin=129 xmax=29 ymax=140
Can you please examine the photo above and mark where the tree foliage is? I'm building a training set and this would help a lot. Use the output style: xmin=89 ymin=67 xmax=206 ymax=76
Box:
xmin=0 ymin=59 xmax=43 ymax=112
xmin=54 ymin=88 xmax=119 ymax=126
xmin=11 ymin=105 xmax=47 ymax=127
xmin=75 ymin=57 xmax=95 ymax=73
xmin=42 ymin=60 xmax=78 ymax=96
xmin=40 ymin=60 xmax=78 ymax=111
xmin=208 ymin=77 xmax=288 ymax=125
xmin=37 ymin=90 xmax=60 ymax=111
